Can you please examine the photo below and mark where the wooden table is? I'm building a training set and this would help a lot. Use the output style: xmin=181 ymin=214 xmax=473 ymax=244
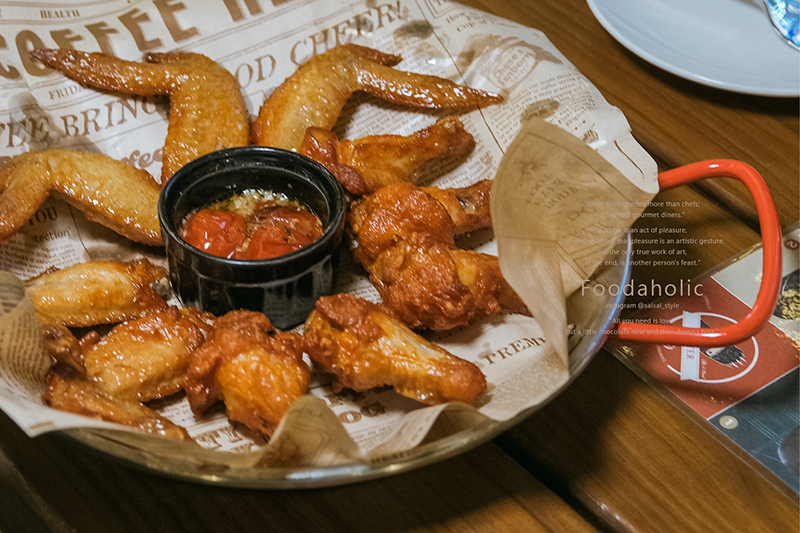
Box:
xmin=1 ymin=1 xmax=798 ymax=532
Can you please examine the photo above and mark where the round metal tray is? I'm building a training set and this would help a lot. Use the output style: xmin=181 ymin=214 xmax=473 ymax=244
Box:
xmin=60 ymin=236 xmax=632 ymax=489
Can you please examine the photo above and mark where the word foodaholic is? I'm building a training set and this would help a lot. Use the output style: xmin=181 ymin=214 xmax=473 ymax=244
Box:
xmin=580 ymin=278 xmax=703 ymax=298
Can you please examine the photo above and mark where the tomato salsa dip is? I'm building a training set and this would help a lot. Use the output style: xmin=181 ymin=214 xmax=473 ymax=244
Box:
xmin=180 ymin=189 xmax=324 ymax=260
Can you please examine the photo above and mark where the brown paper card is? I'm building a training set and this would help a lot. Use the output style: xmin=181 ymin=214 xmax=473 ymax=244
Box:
xmin=492 ymin=118 xmax=656 ymax=363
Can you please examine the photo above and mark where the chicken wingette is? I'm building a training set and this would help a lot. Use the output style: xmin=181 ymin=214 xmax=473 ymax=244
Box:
xmin=304 ymin=294 xmax=486 ymax=405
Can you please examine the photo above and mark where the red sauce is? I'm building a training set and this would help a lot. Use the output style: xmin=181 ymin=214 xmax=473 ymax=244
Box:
xmin=182 ymin=209 xmax=247 ymax=259
xmin=180 ymin=193 xmax=323 ymax=261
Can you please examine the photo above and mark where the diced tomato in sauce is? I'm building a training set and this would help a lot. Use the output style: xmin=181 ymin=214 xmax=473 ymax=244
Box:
xmin=180 ymin=201 xmax=323 ymax=261
xmin=181 ymin=209 xmax=247 ymax=259
xmin=238 ymin=206 xmax=323 ymax=260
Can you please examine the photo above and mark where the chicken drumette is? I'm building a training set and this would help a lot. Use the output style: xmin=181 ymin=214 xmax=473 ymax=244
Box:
xmin=184 ymin=310 xmax=309 ymax=437
xmin=349 ymin=181 xmax=529 ymax=330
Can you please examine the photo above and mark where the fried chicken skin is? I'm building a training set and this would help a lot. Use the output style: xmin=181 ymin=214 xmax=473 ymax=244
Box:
xmin=252 ymin=44 xmax=502 ymax=151
xmin=369 ymin=236 xmax=528 ymax=330
xmin=28 ymin=258 xmax=170 ymax=375
xmin=35 ymin=316 xmax=86 ymax=373
xmin=30 ymin=49 xmax=249 ymax=182
xmin=420 ymin=179 xmax=492 ymax=235
xmin=184 ymin=310 xmax=309 ymax=437
xmin=299 ymin=116 xmax=474 ymax=195
xmin=298 ymin=127 xmax=366 ymax=194
xmin=83 ymin=307 xmax=215 ymax=402
xmin=0 ymin=149 xmax=162 ymax=245
xmin=43 ymin=306 xmax=213 ymax=439
xmin=303 ymin=294 xmax=486 ymax=405
xmin=349 ymin=181 xmax=529 ymax=330
xmin=45 ymin=367 xmax=191 ymax=440
xmin=348 ymin=180 xmax=491 ymax=268
xmin=26 ymin=259 xmax=169 ymax=328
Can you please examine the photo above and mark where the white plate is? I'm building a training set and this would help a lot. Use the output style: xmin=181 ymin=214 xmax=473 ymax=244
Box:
xmin=587 ymin=0 xmax=800 ymax=96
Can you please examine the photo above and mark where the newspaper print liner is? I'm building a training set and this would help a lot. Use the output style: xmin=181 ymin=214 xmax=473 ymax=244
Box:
xmin=0 ymin=0 xmax=655 ymax=484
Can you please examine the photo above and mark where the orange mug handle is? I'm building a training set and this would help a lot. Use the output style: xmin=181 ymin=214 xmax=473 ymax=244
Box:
xmin=610 ymin=160 xmax=782 ymax=347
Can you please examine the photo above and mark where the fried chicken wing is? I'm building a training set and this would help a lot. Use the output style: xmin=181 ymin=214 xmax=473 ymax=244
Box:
xmin=43 ymin=305 xmax=213 ymax=440
xmin=299 ymin=116 xmax=474 ymax=195
xmin=84 ymin=307 xmax=214 ymax=402
xmin=368 ymin=235 xmax=527 ymax=330
xmin=421 ymin=179 xmax=492 ymax=235
xmin=0 ymin=149 xmax=162 ymax=245
xmin=349 ymin=181 xmax=457 ymax=268
xmin=298 ymin=127 xmax=366 ymax=195
xmin=185 ymin=310 xmax=308 ymax=437
xmin=36 ymin=316 xmax=85 ymax=373
xmin=348 ymin=180 xmax=492 ymax=267
xmin=30 ymin=49 xmax=249 ymax=182
xmin=45 ymin=367 xmax=190 ymax=440
xmin=449 ymin=248 xmax=531 ymax=314
xmin=304 ymin=294 xmax=486 ymax=405
xmin=252 ymin=44 xmax=502 ymax=151
xmin=26 ymin=259 xmax=168 ymax=328
xmin=349 ymin=181 xmax=528 ymax=330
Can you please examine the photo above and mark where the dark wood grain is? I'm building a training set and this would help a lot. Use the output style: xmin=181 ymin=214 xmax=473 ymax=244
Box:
xmin=455 ymin=1 xmax=800 ymax=531
xmin=0 ymin=410 xmax=599 ymax=533
xmin=458 ymin=0 xmax=800 ymax=229
xmin=498 ymin=350 xmax=799 ymax=533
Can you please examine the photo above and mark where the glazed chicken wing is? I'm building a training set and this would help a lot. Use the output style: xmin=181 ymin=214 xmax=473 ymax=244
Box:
xmin=0 ymin=149 xmax=162 ymax=245
xmin=369 ymin=236 xmax=528 ymax=330
xmin=35 ymin=316 xmax=85 ymax=373
xmin=26 ymin=259 xmax=169 ymax=328
xmin=184 ymin=310 xmax=308 ymax=437
xmin=30 ymin=49 xmax=249 ymax=182
xmin=42 ymin=306 xmax=212 ymax=439
xmin=348 ymin=180 xmax=492 ymax=266
xmin=348 ymin=181 xmax=459 ymax=268
xmin=252 ymin=44 xmax=502 ymax=151
xmin=420 ymin=179 xmax=492 ymax=235
xmin=299 ymin=116 xmax=474 ymax=195
xmin=83 ymin=307 xmax=215 ymax=402
xmin=298 ymin=127 xmax=364 ymax=195
xmin=304 ymin=294 xmax=486 ymax=405
xmin=45 ymin=368 xmax=190 ymax=440
xmin=349 ymin=181 xmax=528 ymax=330
xmin=28 ymin=258 xmax=170 ymax=373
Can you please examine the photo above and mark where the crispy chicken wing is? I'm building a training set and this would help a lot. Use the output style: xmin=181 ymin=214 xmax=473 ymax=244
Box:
xmin=0 ymin=149 xmax=162 ymax=245
xmin=298 ymin=127 xmax=366 ymax=194
xmin=303 ymin=294 xmax=486 ymax=405
xmin=420 ymin=179 xmax=492 ymax=235
xmin=28 ymin=258 xmax=170 ymax=374
xmin=30 ymin=49 xmax=249 ymax=182
xmin=83 ymin=307 xmax=214 ymax=402
xmin=252 ymin=44 xmax=502 ymax=151
xmin=369 ymin=236 xmax=528 ymax=330
xmin=45 ymin=367 xmax=190 ymax=440
xmin=43 ymin=305 xmax=213 ymax=439
xmin=26 ymin=259 xmax=168 ymax=328
xmin=35 ymin=316 xmax=86 ymax=373
xmin=185 ymin=310 xmax=308 ymax=437
xmin=349 ymin=181 xmax=528 ymax=330
xmin=348 ymin=180 xmax=491 ymax=268
xmin=299 ymin=116 xmax=474 ymax=195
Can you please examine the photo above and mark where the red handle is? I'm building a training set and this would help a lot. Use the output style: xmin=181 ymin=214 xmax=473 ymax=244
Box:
xmin=610 ymin=160 xmax=782 ymax=347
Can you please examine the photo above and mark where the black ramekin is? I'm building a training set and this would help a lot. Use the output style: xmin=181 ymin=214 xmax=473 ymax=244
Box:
xmin=158 ymin=146 xmax=346 ymax=330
